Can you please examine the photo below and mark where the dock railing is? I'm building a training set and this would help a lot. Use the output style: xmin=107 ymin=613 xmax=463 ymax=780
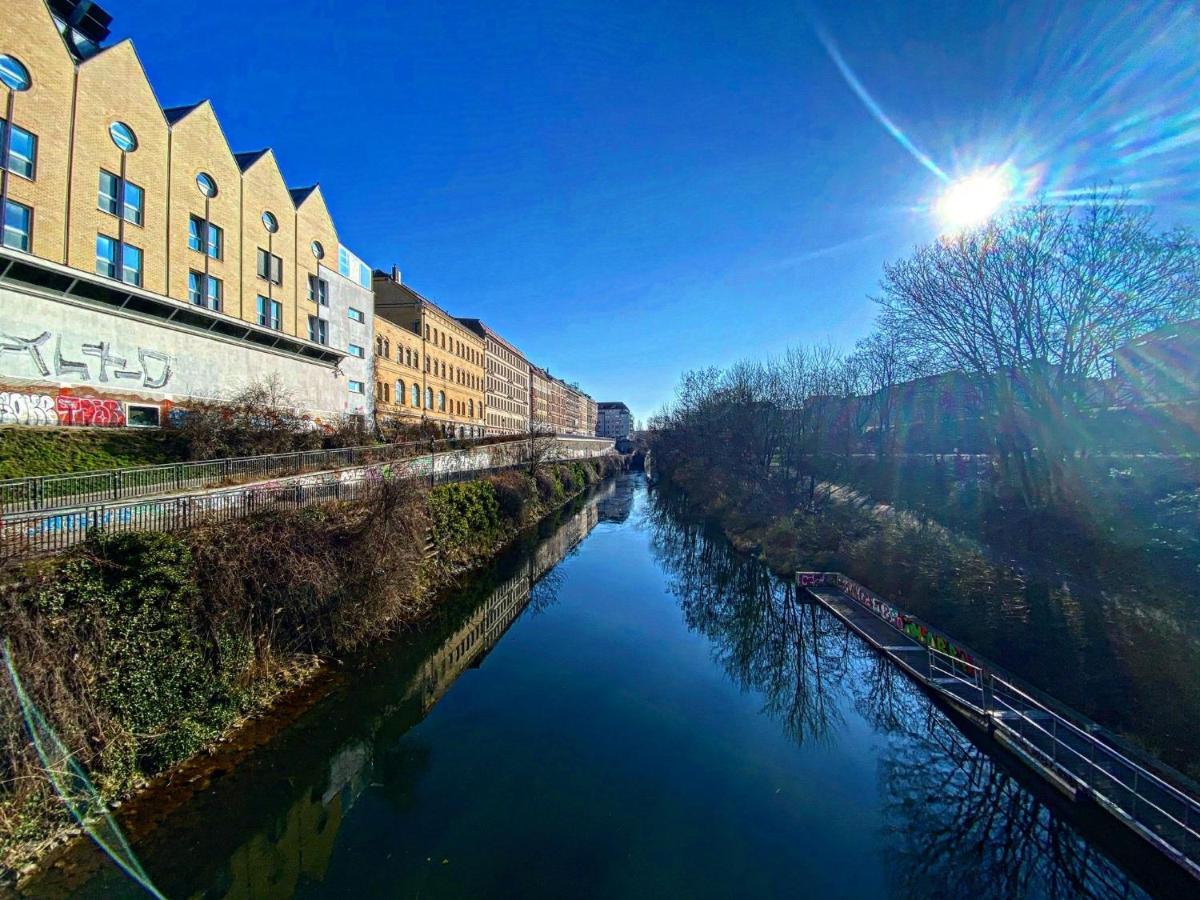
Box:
xmin=797 ymin=570 xmax=1200 ymax=878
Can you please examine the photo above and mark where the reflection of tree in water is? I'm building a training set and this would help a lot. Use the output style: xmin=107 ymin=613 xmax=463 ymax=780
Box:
xmin=645 ymin=488 xmax=1146 ymax=900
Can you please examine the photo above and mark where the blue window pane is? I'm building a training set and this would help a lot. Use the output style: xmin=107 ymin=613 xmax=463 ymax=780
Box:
xmin=2 ymin=121 xmax=35 ymax=179
xmin=2 ymin=200 xmax=31 ymax=251
xmin=338 ymin=246 xmax=351 ymax=278
xmin=188 ymin=216 xmax=202 ymax=251
xmin=0 ymin=56 xmax=30 ymax=92
xmin=123 ymin=181 xmax=143 ymax=225
xmin=122 ymin=244 xmax=142 ymax=286
xmin=99 ymin=170 xmax=119 ymax=215
xmin=206 ymin=222 xmax=222 ymax=259
xmin=109 ymin=121 xmax=137 ymax=152
xmin=95 ymin=235 xmax=116 ymax=277
xmin=188 ymin=271 xmax=202 ymax=303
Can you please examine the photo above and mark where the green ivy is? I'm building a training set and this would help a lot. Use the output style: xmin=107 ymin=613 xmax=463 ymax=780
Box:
xmin=428 ymin=481 xmax=502 ymax=552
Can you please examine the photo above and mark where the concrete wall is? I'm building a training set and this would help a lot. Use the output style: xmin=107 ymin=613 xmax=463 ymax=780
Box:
xmin=0 ymin=283 xmax=350 ymax=426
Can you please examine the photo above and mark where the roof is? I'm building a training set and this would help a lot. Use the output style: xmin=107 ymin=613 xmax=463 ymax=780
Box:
xmin=163 ymin=102 xmax=202 ymax=125
xmin=598 ymin=401 xmax=631 ymax=412
xmin=234 ymin=149 xmax=270 ymax=171
xmin=289 ymin=185 xmax=318 ymax=205
xmin=455 ymin=318 xmax=528 ymax=361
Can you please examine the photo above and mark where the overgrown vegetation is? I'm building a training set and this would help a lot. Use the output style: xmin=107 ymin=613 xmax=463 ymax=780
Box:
xmin=0 ymin=428 xmax=182 ymax=479
xmin=0 ymin=457 xmax=618 ymax=877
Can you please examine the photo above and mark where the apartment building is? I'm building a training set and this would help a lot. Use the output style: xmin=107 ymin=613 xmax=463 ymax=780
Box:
xmin=529 ymin=366 xmax=553 ymax=433
xmin=371 ymin=312 xmax=424 ymax=428
xmin=458 ymin=318 xmax=530 ymax=436
xmin=582 ymin=395 xmax=597 ymax=437
xmin=0 ymin=0 xmax=370 ymax=427
xmin=372 ymin=270 xmax=486 ymax=437
xmin=597 ymin=401 xmax=632 ymax=439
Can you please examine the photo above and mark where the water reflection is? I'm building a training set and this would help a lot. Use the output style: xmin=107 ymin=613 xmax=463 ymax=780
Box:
xmin=643 ymin=489 xmax=1158 ymax=899
xmin=26 ymin=497 xmax=601 ymax=900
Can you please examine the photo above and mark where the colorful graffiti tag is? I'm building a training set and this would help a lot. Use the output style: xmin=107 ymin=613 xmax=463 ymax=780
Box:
xmin=0 ymin=391 xmax=58 ymax=425
xmin=828 ymin=573 xmax=978 ymax=666
xmin=55 ymin=396 xmax=126 ymax=427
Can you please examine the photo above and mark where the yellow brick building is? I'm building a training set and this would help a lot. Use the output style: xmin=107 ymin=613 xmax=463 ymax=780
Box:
xmin=0 ymin=0 xmax=374 ymax=424
xmin=372 ymin=314 xmax=424 ymax=427
xmin=372 ymin=271 xmax=486 ymax=437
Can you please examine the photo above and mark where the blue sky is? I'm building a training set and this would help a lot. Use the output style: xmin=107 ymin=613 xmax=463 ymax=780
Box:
xmin=108 ymin=0 xmax=1200 ymax=422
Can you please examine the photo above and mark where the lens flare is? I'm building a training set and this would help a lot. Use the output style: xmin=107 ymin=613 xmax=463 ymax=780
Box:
xmin=935 ymin=168 xmax=1013 ymax=231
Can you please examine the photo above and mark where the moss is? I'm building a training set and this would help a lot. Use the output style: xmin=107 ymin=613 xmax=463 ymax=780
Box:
xmin=0 ymin=428 xmax=181 ymax=479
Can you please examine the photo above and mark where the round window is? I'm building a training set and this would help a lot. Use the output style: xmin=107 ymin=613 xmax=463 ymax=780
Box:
xmin=109 ymin=121 xmax=138 ymax=152
xmin=0 ymin=55 xmax=31 ymax=92
xmin=311 ymin=240 xmax=324 ymax=260
xmin=196 ymin=172 xmax=218 ymax=197
xmin=261 ymin=211 xmax=278 ymax=233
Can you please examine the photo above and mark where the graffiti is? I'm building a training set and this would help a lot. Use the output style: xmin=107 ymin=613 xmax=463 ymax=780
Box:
xmin=0 ymin=391 xmax=58 ymax=425
xmin=0 ymin=329 xmax=173 ymax=389
xmin=797 ymin=572 xmax=828 ymax=587
xmin=833 ymin=573 xmax=977 ymax=666
xmin=55 ymin=396 xmax=126 ymax=427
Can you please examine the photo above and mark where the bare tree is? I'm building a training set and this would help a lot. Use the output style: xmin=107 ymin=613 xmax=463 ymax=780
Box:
xmin=876 ymin=191 xmax=1200 ymax=500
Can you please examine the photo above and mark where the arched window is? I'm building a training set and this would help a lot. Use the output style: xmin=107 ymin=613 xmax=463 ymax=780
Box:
xmin=412 ymin=383 xmax=420 ymax=407
xmin=375 ymin=336 xmax=383 ymax=356
xmin=438 ymin=391 xmax=446 ymax=412
xmin=384 ymin=338 xmax=390 ymax=357
xmin=397 ymin=380 xmax=405 ymax=405
xmin=469 ymin=399 xmax=474 ymax=417
xmin=425 ymin=387 xmax=433 ymax=409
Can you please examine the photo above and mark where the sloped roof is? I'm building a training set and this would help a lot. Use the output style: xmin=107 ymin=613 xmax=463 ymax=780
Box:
xmin=234 ymin=149 xmax=270 ymax=171
xmin=163 ymin=102 xmax=202 ymax=124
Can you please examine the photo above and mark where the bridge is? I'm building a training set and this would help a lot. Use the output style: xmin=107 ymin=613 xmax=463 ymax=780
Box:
xmin=798 ymin=570 xmax=1200 ymax=882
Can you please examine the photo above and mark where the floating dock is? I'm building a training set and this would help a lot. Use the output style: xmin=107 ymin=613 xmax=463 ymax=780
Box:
xmin=797 ymin=571 xmax=1200 ymax=881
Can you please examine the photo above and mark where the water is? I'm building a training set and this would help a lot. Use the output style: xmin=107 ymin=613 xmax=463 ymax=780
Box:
xmin=27 ymin=475 xmax=1187 ymax=898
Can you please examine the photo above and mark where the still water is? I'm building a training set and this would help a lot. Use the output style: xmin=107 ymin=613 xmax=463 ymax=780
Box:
xmin=30 ymin=474 xmax=1184 ymax=898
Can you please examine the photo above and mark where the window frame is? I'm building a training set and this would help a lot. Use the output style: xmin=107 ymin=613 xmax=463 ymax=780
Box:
xmin=0 ymin=119 xmax=37 ymax=180
xmin=2 ymin=198 xmax=32 ymax=252
xmin=307 ymin=315 xmax=329 ymax=345
xmin=347 ymin=307 xmax=364 ymax=323
xmin=256 ymin=248 xmax=282 ymax=285
xmin=348 ymin=380 xmax=365 ymax=395
xmin=256 ymin=295 xmax=282 ymax=331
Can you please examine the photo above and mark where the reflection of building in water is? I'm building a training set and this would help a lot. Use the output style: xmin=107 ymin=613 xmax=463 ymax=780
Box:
xmin=595 ymin=479 xmax=634 ymax=524
xmin=409 ymin=502 xmax=598 ymax=713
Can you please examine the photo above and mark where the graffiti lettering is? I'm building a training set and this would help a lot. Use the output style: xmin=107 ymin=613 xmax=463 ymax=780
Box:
xmin=55 ymin=396 xmax=126 ymax=427
xmin=0 ymin=391 xmax=58 ymax=425
xmin=0 ymin=331 xmax=51 ymax=376
xmin=0 ymin=329 xmax=173 ymax=389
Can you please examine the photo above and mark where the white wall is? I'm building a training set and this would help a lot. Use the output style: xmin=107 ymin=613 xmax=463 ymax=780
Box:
xmin=0 ymin=284 xmax=354 ymax=424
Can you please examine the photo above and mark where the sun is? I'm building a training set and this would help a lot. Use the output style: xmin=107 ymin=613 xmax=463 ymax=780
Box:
xmin=935 ymin=168 xmax=1012 ymax=231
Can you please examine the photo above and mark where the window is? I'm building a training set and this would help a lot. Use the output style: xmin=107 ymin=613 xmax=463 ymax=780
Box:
xmin=122 ymin=244 xmax=142 ymax=286
xmin=0 ymin=55 xmax=31 ymax=92
xmin=307 ymin=274 xmax=328 ymax=305
xmin=307 ymin=316 xmax=328 ymax=345
xmin=109 ymin=121 xmax=137 ymax=152
xmin=257 ymin=248 xmax=282 ymax=284
xmin=188 ymin=271 xmax=222 ymax=310
xmin=261 ymin=210 xmax=278 ymax=233
xmin=349 ymin=380 xmax=365 ymax=394
xmin=425 ymin=387 xmax=433 ymax=409
xmin=0 ymin=120 xmax=36 ymax=179
xmin=3 ymin=199 xmax=31 ymax=251
xmin=126 ymin=404 xmax=160 ymax=428
xmin=397 ymin=380 xmax=406 ymax=404
xmin=311 ymin=240 xmax=324 ymax=259
xmin=412 ymin=384 xmax=421 ymax=406
xmin=257 ymin=295 xmax=282 ymax=330
xmin=438 ymin=391 xmax=446 ymax=412
xmin=348 ymin=343 xmax=365 ymax=358
xmin=348 ymin=307 xmax=364 ymax=323
xmin=98 ymin=170 xmax=143 ymax=224
xmin=189 ymin=215 xmax=222 ymax=258
xmin=196 ymin=172 xmax=217 ymax=197
xmin=96 ymin=234 xmax=140 ymax=285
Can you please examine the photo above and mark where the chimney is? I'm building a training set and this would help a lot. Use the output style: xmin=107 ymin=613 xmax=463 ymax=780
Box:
xmin=390 ymin=266 xmax=402 ymax=284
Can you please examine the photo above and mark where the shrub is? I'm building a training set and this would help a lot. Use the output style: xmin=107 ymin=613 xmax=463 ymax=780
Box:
xmin=428 ymin=480 xmax=502 ymax=553
xmin=489 ymin=470 xmax=535 ymax=524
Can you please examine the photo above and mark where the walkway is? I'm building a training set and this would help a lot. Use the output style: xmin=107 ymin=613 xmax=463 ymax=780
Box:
xmin=800 ymin=573 xmax=1200 ymax=882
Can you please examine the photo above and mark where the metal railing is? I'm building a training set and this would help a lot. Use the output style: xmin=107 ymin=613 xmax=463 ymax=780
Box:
xmin=798 ymin=570 xmax=1200 ymax=878
xmin=0 ymin=437 xmax=615 ymax=562
xmin=0 ymin=434 xmax=614 ymax=515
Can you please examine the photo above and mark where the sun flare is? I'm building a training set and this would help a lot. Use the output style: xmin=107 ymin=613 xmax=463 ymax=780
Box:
xmin=935 ymin=168 xmax=1012 ymax=231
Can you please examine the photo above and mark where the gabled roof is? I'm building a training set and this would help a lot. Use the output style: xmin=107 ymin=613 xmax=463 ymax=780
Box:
xmin=289 ymin=185 xmax=317 ymax=205
xmin=163 ymin=102 xmax=202 ymax=125
xmin=234 ymin=149 xmax=270 ymax=171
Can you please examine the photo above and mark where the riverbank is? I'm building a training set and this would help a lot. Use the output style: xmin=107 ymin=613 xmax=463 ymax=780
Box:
xmin=651 ymin=461 xmax=1200 ymax=779
xmin=0 ymin=456 xmax=623 ymax=883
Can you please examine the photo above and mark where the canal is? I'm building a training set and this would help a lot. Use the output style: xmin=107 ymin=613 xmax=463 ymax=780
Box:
xmin=25 ymin=474 xmax=1186 ymax=898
